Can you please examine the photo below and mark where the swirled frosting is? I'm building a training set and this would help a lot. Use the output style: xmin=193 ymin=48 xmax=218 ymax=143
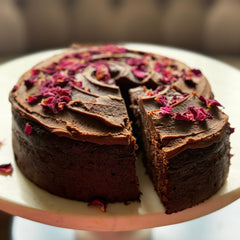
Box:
xmin=9 ymin=44 xmax=214 ymax=145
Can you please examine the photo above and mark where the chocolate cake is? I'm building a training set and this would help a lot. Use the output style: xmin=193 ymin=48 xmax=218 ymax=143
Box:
xmin=129 ymin=86 xmax=231 ymax=213
xmin=9 ymin=44 xmax=232 ymax=213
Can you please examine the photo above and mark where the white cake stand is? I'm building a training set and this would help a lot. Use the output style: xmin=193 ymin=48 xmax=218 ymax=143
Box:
xmin=0 ymin=44 xmax=240 ymax=239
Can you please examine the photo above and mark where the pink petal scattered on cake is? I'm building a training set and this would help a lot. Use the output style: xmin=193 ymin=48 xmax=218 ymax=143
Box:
xmin=94 ymin=63 xmax=111 ymax=81
xmin=175 ymin=112 xmax=194 ymax=121
xmin=73 ymin=80 xmax=83 ymax=89
xmin=88 ymin=199 xmax=107 ymax=212
xmin=199 ymin=95 xmax=223 ymax=108
xmin=230 ymin=127 xmax=235 ymax=134
xmin=38 ymin=76 xmax=72 ymax=113
xmin=24 ymin=79 xmax=37 ymax=89
xmin=175 ymin=106 xmax=213 ymax=122
xmin=152 ymin=86 xmax=164 ymax=95
xmin=132 ymin=67 xmax=146 ymax=79
xmin=190 ymin=68 xmax=202 ymax=77
xmin=31 ymin=69 xmax=40 ymax=75
xmin=169 ymin=94 xmax=189 ymax=105
xmin=126 ymin=58 xmax=142 ymax=66
xmin=102 ymin=44 xmax=127 ymax=54
xmin=154 ymin=61 xmax=168 ymax=72
xmin=155 ymin=95 xmax=168 ymax=106
xmin=147 ymin=86 xmax=165 ymax=96
xmin=159 ymin=106 xmax=174 ymax=117
xmin=0 ymin=163 xmax=13 ymax=175
xmin=11 ymin=85 xmax=19 ymax=92
xmin=24 ymin=123 xmax=33 ymax=136
xmin=27 ymin=93 xmax=42 ymax=104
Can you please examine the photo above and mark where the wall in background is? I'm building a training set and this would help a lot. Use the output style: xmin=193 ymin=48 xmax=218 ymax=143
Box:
xmin=0 ymin=0 xmax=240 ymax=55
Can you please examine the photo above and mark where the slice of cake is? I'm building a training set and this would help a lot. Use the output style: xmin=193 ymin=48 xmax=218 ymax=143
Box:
xmin=9 ymin=44 xmax=232 ymax=213
xmin=130 ymin=86 xmax=231 ymax=213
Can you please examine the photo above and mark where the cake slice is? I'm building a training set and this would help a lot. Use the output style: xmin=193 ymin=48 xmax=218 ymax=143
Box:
xmin=130 ymin=86 xmax=231 ymax=213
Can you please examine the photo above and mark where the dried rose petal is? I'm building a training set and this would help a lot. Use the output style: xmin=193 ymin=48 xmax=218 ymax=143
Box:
xmin=25 ymin=123 xmax=33 ymax=136
xmin=181 ymin=68 xmax=202 ymax=88
xmin=230 ymin=127 xmax=235 ymax=134
xmin=42 ymin=62 xmax=59 ymax=75
xmin=159 ymin=106 xmax=174 ymax=118
xmin=99 ymin=44 xmax=127 ymax=54
xmin=31 ymin=69 xmax=40 ymax=75
xmin=68 ymin=69 xmax=76 ymax=76
xmin=190 ymin=68 xmax=202 ymax=77
xmin=94 ymin=63 xmax=111 ymax=82
xmin=24 ymin=79 xmax=36 ymax=89
xmin=155 ymin=95 xmax=168 ymax=106
xmin=132 ymin=67 xmax=146 ymax=79
xmin=27 ymin=93 xmax=42 ymax=104
xmin=52 ymin=73 xmax=75 ymax=88
xmin=183 ymin=68 xmax=202 ymax=78
xmin=159 ymin=76 xmax=173 ymax=85
xmin=57 ymin=101 xmax=67 ymax=112
xmin=154 ymin=61 xmax=168 ymax=72
xmin=126 ymin=56 xmax=149 ymax=79
xmin=72 ymin=51 xmax=91 ymax=60
xmin=146 ymin=86 xmax=165 ymax=96
xmin=175 ymin=106 xmax=213 ymax=122
xmin=175 ymin=112 xmax=194 ymax=121
xmin=169 ymin=94 xmax=188 ymax=105
xmin=41 ymin=97 xmax=58 ymax=113
xmin=126 ymin=58 xmax=142 ymax=66
xmin=152 ymin=86 xmax=164 ymax=95
xmin=199 ymin=95 xmax=222 ymax=108
xmin=188 ymin=106 xmax=213 ymax=121
xmin=73 ymin=80 xmax=83 ymax=89
xmin=11 ymin=85 xmax=19 ymax=92
xmin=158 ymin=69 xmax=177 ymax=85
xmin=58 ymin=58 xmax=88 ymax=72
xmin=38 ymin=74 xmax=72 ymax=113
xmin=0 ymin=163 xmax=13 ymax=175
xmin=88 ymin=199 xmax=107 ymax=212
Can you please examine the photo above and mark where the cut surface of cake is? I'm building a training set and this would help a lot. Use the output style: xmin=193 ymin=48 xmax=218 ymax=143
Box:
xmin=9 ymin=44 xmax=232 ymax=213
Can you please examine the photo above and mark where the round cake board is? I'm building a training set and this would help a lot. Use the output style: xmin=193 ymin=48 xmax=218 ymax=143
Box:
xmin=0 ymin=43 xmax=240 ymax=232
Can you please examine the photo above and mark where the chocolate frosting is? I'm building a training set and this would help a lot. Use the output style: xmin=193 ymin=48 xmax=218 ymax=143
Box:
xmin=9 ymin=44 xmax=214 ymax=145
xmin=137 ymin=88 xmax=229 ymax=159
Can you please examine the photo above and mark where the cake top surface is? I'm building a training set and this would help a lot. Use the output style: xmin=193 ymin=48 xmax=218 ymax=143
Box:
xmin=9 ymin=44 xmax=214 ymax=145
